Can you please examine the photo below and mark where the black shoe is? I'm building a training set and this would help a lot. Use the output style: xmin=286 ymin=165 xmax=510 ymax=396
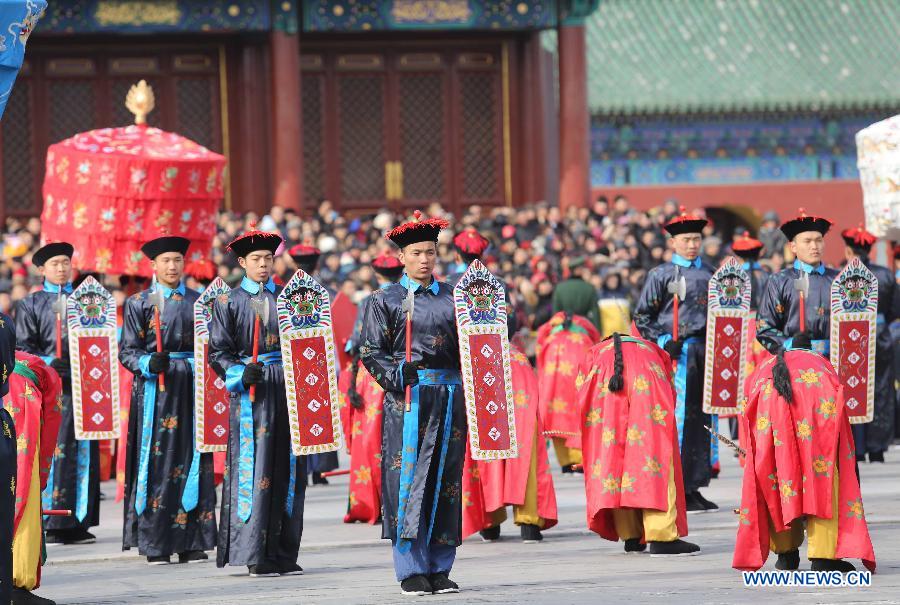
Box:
xmin=856 ymin=453 xmax=866 ymax=463
xmin=649 ymin=539 xmax=701 ymax=557
xmin=248 ymin=562 xmax=280 ymax=577
xmin=278 ymin=562 xmax=304 ymax=576
xmin=810 ymin=558 xmax=856 ymax=573
xmin=561 ymin=465 xmax=574 ymax=474
xmin=775 ymin=549 xmax=800 ymax=570
xmin=624 ymin=538 xmax=647 ymax=553
xmin=63 ymin=529 xmax=96 ymax=545
xmin=694 ymin=491 xmax=719 ymax=512
xmin=147 ymin=555 xmax=171 ymax=565
xmin=869 ymin=451 xmax=885 ymax=463
xmin=685 ymin=492 xmax=706 ymax=514
xmin=479 ymin=525 xmax=501 ymax=542
xmin=311 ymin=472 xmax=329 ymax=485
xmin=178 ymin=550 xmax=208 ymax=564
xmin=44 ymin=531 xmax=65 ymax=545
xmin=400 ymin=574 xmax=433 ymax=596
xmin=520 ymin=524 xmax=543 ymax=543
xmin=428 ymin=573 xmax=459 ymax=594
xmin=11 ymin=587 xmax=57 ymax=605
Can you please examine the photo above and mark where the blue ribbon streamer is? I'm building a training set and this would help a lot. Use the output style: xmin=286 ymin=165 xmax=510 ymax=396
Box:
xmin=673 ymin=343 xmax=689 ymax=450
xmin=236 ymin=352 xmax=283 ymax=523
xmin=396 ymin=369 xmax=461 ymax=554
xmin=135 ymin=352 xmax=193 ymax=516
xmin=285 ymin=451 xmax=298 ymax=516
xmin=75 ymin=439 xmax=90 ymax=522
xmin=41 ymin=457 xmax=55 ymax=514
xmin=709 ymin=414 xmax=720 ymax=467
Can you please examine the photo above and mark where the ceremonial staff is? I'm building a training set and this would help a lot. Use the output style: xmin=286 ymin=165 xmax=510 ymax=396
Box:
xmin=795 ymin=271 xmax=809 ymax=335
xmin=704 ymin=424 xmax=745 ymax=457
xmin=248 ymin=283 xmax=268 ymax=403
xmin=667 ymin=267 xmax=686 ymax=369
xmin=51 ymin=289 xmax=66 ymax=359
xmin=148 ymin=277 xmax=166 ymax=392
xmin=402 ymin=278 xmax=415 ymax=412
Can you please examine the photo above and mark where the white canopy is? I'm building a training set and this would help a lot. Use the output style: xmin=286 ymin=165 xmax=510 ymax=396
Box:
xmin=857 ymin=114 xmax=900 ymax=240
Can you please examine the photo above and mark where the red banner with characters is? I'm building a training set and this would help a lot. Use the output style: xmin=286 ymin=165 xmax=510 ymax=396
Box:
xmin=830 ymin=258 xmax=877 ymax=425
xmin=278 ymin=270 xmax=343 ymax=455
xmin=703 ymin=257 xmax=751 ymax=416
xmin=454 ymin=260 xmax=517 ymax=461
xmin=67 ymin=277 xmax=121 ymax=440
xmin=194 ymin=278 xmax=231 ymax=452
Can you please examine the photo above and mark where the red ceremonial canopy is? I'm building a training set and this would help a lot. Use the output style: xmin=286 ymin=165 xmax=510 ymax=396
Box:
xmin=40 ymin=81 xmax=226 ymax=277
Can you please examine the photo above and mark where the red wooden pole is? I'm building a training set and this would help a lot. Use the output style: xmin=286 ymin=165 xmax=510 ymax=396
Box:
xmin=154 ymin=307 xmax=165 ymax=392
xmin=249 ymin=314 xmax=260 ymax=403
xmin=557 ymin=24 xmax=590 ymax=211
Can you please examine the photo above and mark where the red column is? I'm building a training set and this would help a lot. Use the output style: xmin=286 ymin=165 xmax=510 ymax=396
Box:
xmin=270 ymin=30 xmax=303 ymax=213
xmin=557 ymin=24 xmax=590 ymax=210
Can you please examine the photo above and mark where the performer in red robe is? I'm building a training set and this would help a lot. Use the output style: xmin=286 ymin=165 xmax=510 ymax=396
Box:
xmin=578 ymin=333 xmax=698 ymax=556
xmin=462 ymin=345 xmax=558 ymax=543
xmin=456 ymin=228 xmax=557 ymax=543
xmin=338 ymin=251 xmax=404 ymax=524
xmin=537 ymin=312 xmax=601 ymax=473
xmin=733 ymin=349 xmax=876 ymax=572
xmin=8 ymin=352 xmax=62 ymax=604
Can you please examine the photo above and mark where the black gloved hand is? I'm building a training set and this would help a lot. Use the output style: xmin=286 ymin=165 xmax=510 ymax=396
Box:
xmin=242 ymin=362 xmax=264 ymax=387
xmin=402 ymin=363 xmax=421 ymax=387
xmin=790 ymin=333 xmax=812 ymax=351
xmin=663 ymin=338 xmax=683 ymax=361
xmin=348 ymin=388 xmax=364 ymax=410
xmin=148 ymin=352 xmax=170 ymax=374
xmin=49 ymin=357 xmax=70 ymax=379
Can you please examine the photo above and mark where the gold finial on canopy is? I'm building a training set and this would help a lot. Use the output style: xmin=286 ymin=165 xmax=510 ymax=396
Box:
xmin=125 ymin=80 xmax=155 ymax=125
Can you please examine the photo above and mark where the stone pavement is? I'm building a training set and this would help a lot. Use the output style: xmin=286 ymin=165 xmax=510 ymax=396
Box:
xmin=37 ymin=448 xmax=900 ymax=604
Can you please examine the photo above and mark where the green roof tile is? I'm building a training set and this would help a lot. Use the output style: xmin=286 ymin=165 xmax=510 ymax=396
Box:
xmin=586 ymin=0 xmax=900 ymax=114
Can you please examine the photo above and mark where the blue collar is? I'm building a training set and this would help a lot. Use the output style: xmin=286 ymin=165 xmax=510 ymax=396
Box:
xmin=378 ymin=282 xmax=394 ymax=290
xmin=741 ymin=261 xmax=762 ymax=271
xmin=240 ymin=276 xmax=276 ymax=294
xmin=672 ymin=254 xmax=702 ymax=269
xmin=399 ymin=274 xmax=440 ymax=295
xmin=43 ymin=280 xmax=73 ymax=294
xmin=793 ymin=259 xmax=825 ymax=276
xmin=154 ymin=281 xmax=186 ymax=299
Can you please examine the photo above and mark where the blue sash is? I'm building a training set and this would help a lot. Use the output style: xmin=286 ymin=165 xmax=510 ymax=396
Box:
xmin=41 ymin=429 xmax=91 ymax=522
xmin=135 ymin=352 xmax=194 ymax=516
xmin=673 ymin=337 xmax=700 ymax=450
xmin=396 ymin=368 xmax=461 ymax=553
xmin=236 ymin=352 xmax=289 ymax=522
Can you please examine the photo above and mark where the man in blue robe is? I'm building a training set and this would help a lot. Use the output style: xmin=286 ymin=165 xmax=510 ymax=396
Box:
xmin=120 ymin=236 xmax=217 ymax=564
xmin=360 ymin=211 xmax=464 ymax=596
xmin=209 ymin=228 xmax=306 ymax=577
xmin=15 ymin=242 xmax=100 ymax=545
xmin=756 ymin=210 xmax=838 ymax=357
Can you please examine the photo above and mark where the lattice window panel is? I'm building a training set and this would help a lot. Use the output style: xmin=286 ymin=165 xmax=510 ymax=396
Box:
xmin=49 ymin=81 xmax=97 ymax=143
xmin=111 ymin=79 xmax=161 ymax=127
xmin=338 ymin=76 xmax=385 ymax=203
xmin=176 ymin=78 xmax=216 ymax=151
xmin=399 ymin=74 xmax=446 ymax=201
xmin=302 ymin=74 xmax=324 ymax=203
xmin=459 ymin=73 xmax=499 ymax=200
xmin=2 ymin=81 xmax=36 ymax=213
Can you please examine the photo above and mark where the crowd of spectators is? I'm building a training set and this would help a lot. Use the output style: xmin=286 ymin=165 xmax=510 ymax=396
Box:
xmin=2 ymin=196 xmax=789 ymax=330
